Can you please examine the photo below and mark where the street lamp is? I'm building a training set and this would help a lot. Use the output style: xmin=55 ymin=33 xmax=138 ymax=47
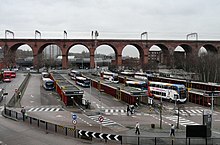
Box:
xmin=95 ymin=30 xmax=99 ymax=39
xmin=35 ymin=30 xmax=41 ymax=39
xmin=186 ymin=32 xmax=198 ymax=40
xmin=5 ymin=30 xmax=14 ymax=39
xmin=99 ymin=88 xmax=104 ymax=133
xmin=91 ymin=31 xmax=94 ymax=39
xmin=64 ymin=30 xmax=67 ymax=39
xmin=141 ymin=31 xmax=148 ymax=40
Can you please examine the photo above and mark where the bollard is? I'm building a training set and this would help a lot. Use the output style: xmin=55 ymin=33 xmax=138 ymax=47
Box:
xmin=55 ymin=125 xmax=57 ymax=132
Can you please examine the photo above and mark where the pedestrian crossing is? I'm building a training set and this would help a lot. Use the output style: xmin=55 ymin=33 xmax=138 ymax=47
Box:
xmin=104 ymin=108 xmax=126 ymax=115
xmin=102 ymin=107 xmax=217 ymax=116
xmin=164 ymin=116 xmax=200 ymax=127
xmin=175 ymin=109 xmax=217 ymax=116
xmin=88 ymin=115 xmax=122 ymax=126
xmin=26 ymin=106 xmax=64 ymax=112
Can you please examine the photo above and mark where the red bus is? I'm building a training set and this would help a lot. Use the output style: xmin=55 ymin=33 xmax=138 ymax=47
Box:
xmin=3 ymin=71 xmax=12 ymax=82
xmin=10 ymin=71 xmax=16 ymax=78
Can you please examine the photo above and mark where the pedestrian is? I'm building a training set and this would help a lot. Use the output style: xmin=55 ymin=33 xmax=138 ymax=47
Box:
xmin=135 ymin=121 xmax=140 ymax=135
xmin=170 ymin=124 xmax=175 ymax=137
xmin=130 ymin=105 xmax=134 ymax=114
xmin=21 ymin=107 xmax=26 ymax=121
xmin=126 ymin=105 xmax=130 ymax=116
xmin=18 ymin=91 xmax=21 ymax=99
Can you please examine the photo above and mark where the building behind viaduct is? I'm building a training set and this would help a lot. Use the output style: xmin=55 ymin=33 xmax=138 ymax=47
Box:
xmin=0 ymin=39 xmax=220 ymax=69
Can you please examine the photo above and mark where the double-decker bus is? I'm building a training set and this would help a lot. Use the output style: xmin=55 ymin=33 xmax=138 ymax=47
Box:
xmin=125 ymin=80 xmax=148 ymax=90
xmin=101 ymin=71 xmax=119 ymax=83
xmin=3 ymin=71 xmax=12 ymax=82
xmin=69 ymin=70 xmax=82 ymax=80
xmin=42 ymin=78 xmax=55 ymax=90
xmin=149 ymin=81 xmax=187 ymax=103
xmin=41 ymin=72 xmax=50 ymax=79
xmin=10 ymin=71 xmax=16 ymax=78
xmin=75 ymin=76 xmax=90 ymax=87
xmin=134 ymin=72 xmax=149 ymax=81
xmin=120 ymin=70 xmax=135 ymax=77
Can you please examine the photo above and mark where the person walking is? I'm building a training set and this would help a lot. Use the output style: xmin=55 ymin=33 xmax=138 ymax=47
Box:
xmin=21 ymin=107 xmax=26 ymax=121
xmin=135 ymin=122 xmax=140 ymax=135
xmin=126 ymin=105 xmax=130 ymax=116
xmin=170 ymin=124 xmax=175 ymax=137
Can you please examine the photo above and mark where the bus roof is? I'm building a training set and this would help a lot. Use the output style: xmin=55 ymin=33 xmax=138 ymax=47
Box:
xmin=149 ymin=81 xmax=185 ymax=87
xmin=126 ymin=80 xmax=147 ymax=85
xmin=42 ymin=78 xmax=54 ymax=82
xmin=102 ymin=71 xmax=118 ymax=75
xmin=76 ymin=76 xmax=88 ymax=80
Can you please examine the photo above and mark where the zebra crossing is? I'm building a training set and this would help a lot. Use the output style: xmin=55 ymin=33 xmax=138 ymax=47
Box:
xmin=102 ymin=107 xmax=217 ymax=116
xmin=88 ymin=115 xmax=122 ymax=126
xmin=175 ymin=109 xmax=217 ymax=116
xmin=104 ymin=108 xmax=126 ymax=115
xmin=164 ymin=116 xmax=200 ymax=127
xmin=26 ymin=106 xmax=64 ymax=112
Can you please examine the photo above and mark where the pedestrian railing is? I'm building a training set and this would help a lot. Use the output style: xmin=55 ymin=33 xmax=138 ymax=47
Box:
xmin=2 ymin=107 xmax=220 ymax=145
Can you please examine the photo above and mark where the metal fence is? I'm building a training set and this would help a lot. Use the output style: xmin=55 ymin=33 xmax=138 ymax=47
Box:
xmin=3 ymin=107 xmax=220 ymax=145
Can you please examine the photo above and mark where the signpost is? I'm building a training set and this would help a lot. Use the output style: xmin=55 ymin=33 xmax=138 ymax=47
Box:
xmin=98 ymin=115 xmax=104 ymax=133
xmin=72 ymin=113 xmax=77 ymax=137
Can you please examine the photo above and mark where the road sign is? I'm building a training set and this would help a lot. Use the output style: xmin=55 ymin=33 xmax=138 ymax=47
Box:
xmin=72 ymin=120 xmax=77 ymax=125
xmin=78 ymin=130 xmax=122 ymax=141
xmin=72 ymin=114 xmax=77 ymax=120
xmin=98 ymin=116 xmax=104 ymax=122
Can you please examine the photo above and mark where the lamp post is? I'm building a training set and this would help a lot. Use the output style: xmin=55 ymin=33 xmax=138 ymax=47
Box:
xmin=211 ymin=91 xmax=214 ymax=131
xmin=64 ymin=30 xmax=67 ymax=39
xmin=141 ymin=31 xmax=148 ymax=40
xmin=5 ymin=30 xmax=14 ymax=39
xmin=35 ymin=30 xmax=41 ymax=39
xmin=95 ymin=30 xmax=99 ymax=39
xmin=186 ymin=32 xmax=198 ymax=40
xmin=91 ymin=31 xmax=94 ymax=39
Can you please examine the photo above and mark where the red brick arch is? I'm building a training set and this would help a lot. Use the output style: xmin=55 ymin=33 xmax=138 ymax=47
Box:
xmin=0 ymin=39 xmax=219 ymax=69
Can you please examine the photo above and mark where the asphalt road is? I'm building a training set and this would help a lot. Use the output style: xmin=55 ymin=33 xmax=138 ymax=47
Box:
xmin=2 ymin=72 xmax=220 ymax=145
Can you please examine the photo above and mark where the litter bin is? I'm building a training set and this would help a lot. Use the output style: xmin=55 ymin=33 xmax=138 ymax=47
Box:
xmin=151 ymin=124 xmax=155 ymax=129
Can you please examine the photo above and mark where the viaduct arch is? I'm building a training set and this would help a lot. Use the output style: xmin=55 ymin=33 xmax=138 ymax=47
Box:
xmin=0 ymin=39 xmax=219 ymax=69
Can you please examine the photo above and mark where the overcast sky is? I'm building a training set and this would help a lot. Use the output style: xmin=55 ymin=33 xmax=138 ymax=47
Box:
xmin=0 ymin=0 xmax=218 ymax=56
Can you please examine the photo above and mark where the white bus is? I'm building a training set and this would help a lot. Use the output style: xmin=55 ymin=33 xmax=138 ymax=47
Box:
xmin=149 ymin=81 xmax=187 ymax=103
xmin=134 ymin=72 xmax=149 ymax=81
xmin=75 ymin=76 xmax=90 ymax=87
xmin=101 ymin=71 xmax=119 ymax=83
xmin=120 ymin=70 xmax=135 ymax=77
xmin=41 ymin=72 xmax=50 ymax=79
xmin=69 ymin=70 xmax=82 ymax=80
xmin=42 ymin=78 xmax=55 ymax=90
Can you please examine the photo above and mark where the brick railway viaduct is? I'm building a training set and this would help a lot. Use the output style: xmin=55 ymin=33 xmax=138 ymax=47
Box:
xmin=0 ymin=39 xmax=219 ymax=69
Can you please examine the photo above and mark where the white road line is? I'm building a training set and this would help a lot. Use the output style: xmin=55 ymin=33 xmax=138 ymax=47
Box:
xmin=38 ymin=108 xmax=45 ymax=111
xmin=196 ymin=110 xmax=203 ymax=113
xmin=44 ymin=108 xmax=50 ymax=111
xmin=28 ymin=108 xmax=35 ymax=112
xmin=55 ymin=108 xmax=60 ymax=111
xmin=33 ymin=108 xmax=40 ymax=112
xmin=191 ymin=110 xmax=197 ymax=114
xmin=50 ymin=108 xmax=56 ymax=111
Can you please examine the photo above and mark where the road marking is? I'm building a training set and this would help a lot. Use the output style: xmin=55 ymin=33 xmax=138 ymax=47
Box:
xmin=165 ymin=116 xmax=200 ymax=127
xmin=27 ymin=107 xmax=64 ymax=112
xmin=88 ymin=115 xmax=122 ymax=126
